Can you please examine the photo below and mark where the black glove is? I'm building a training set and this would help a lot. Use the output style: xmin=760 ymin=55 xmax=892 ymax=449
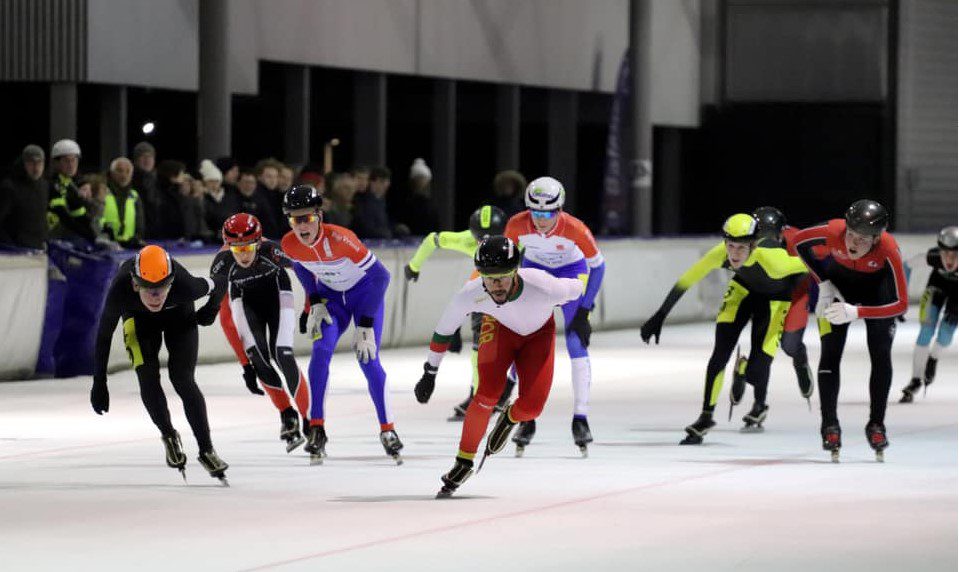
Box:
xmin=448 ymin=327 xmax=463 ymax=354
xmin=195 ymin=303 xmax=218 ymax=326
xmin=414 ymin=363 xmax=438 ymax=404
xmin=640 ymin=311 xmax=665 ymax=344
xmin=568 ymin=307 xmax=592 ymax=348
xmin=242 ymin=363 xmax=264 ymax=395
xmin=896 ymin=314 xmax=906 ymax=323
xmin=91 ymin=379 xmax=109 ymax=415
xmin=299 ymin=310 xmax=308 ymax=334
xmin=404 ymin=264 xmax=420 ymax=282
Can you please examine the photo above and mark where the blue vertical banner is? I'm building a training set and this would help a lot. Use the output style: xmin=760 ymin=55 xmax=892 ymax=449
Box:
xmin=601 ymin=51 xmax=632 ymax=236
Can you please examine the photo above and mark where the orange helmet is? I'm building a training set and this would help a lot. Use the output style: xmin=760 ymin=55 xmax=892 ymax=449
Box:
xmin=132 ymin=245 xmax=174 ymax=288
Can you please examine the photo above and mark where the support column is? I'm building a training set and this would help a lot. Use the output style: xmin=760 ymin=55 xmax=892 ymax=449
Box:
xmin=198 ymin=0 xmax=231 ymax=160
xmin=283 ymin=65 xmax=311 ymax=166
xmin=99 ymin=86 xmax=128 ymax=163
xmin=629 ymin=0 xmax=653 ymax=236
xmin=49 ymin=83 xmax=77 ymax=147
xmin=432 ymin=79 xmax=456 ymax=229
xmin=495 ymin=85 xmax=520 ymax=171
xmin=547 ymin=90 xmax=578 ymax=212
xmin=353 ymin=72 xmax=387 ymax=166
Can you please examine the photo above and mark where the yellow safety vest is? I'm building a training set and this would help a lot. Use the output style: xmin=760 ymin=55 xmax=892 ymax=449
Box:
xmin=102 ymin=189 xmax=139 ymax=242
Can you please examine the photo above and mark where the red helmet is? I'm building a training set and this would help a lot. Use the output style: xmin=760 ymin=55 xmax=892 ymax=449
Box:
xmin=222 ymin=213 xmax=262 ymax=244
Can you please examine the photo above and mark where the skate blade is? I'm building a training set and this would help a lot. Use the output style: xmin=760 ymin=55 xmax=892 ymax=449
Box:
xmin=391 ymin=454 xmax=403 ymax=466
xmin=578 ymin=445 xmax=588 ymax=458
xmin=476 ymin=450 xmax=490 ymax=474
xmin=805 ymin=398 xmax=811 ymax=411
xmin=178 ymin=468 xmax=187 ymax=483
xmin=218 ymin=476 xmax=230 ymax=487
xmin=875 ymin=450 xmax=885 ymax=463
xmin=514 ymin=446 xmax=525 ymax=458
xmin=286 ymin=437 xmax=305 ymax=453
xmin=309 ymin=453 xmax=326 ymax=466
xmin=436 ymin=488 xmax=454 ymax=499
xmin=740 ymin=424 xmax=764 ymax=434
xmin=447 ymin=414 xmax=466 ymax=422
xmin=830 ymin=450 xmax=840 ymax=463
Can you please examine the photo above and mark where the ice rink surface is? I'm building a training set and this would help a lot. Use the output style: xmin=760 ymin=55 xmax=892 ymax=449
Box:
xmin=1 ymin=316 xmax=956 ymax=571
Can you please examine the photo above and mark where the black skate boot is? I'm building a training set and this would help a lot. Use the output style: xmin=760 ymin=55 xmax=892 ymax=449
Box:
xmin=279 ymin=408 xmax=305 ymax=453
xmin=865 ymin=422 xmax=888 ymax=463
xmin=494 ymin=379 xmax=516 ymax=413
xmin=448 ymin=394 xmax=472 ymax=422
xmin=923 ymin=357 xmax=938 ymax=395
xmin=571 ymin=417 xmax=593 ymax=458
xmin=795 ymin=361 xmax=814 ymax=410
xmin=304 ymin=425 xmax=328 ymax=465
xmin=512 ymin=420 xmax=536 ymax=457
xmin=821 ymin=425 xmax=842 ymax=463
xmin=197 ymin=449 xmax=229 ymax=486
xmin=680 ymin=412 xmax=716 ymax=445
xmin=900 ymin=378 xmax=922 ymax=404
xmin=741 ymin=403 xmax=769 ymax=433
xmin=479 ymin=405 xmax=517 ymax=471
xmin=380 ymin=429 xmax=404 ymax=465
xmin=436 ymin=457 xmax=474 ymax=499
xmin=728 ymin=348 xmax=747 ymax=420
xmin=162 ymin=431 xmax=187 ymax=481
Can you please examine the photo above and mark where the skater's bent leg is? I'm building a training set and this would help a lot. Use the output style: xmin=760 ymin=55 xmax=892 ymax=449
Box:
xmin=561 ymin=300 xmax=591 ymax=418
xmin=817 ymin=320 xmax=849 ymax=428
xmin=273 ymin=295 xmax=310 ymax=418
xmin=166 ymin=323 xmax=213 ymax=452
xmin=458 ymin=316 xmax=513 ymax=457
xmin=511 ymin=319 xmax=557 ymax=422
xmin=355 ymin=305 xmax=393 ymax=429
xmin=128 ymin=319 xmax=176 ymax=437
xmin=703 ymin=291 xmax=750 ymax=412
xmin=306 ymin=305 xmax=346 ymax=426
xmin=747 ymin=300 xmax=787 ymax=406
xmin=865 ymin=318 xmax=895 ymax=425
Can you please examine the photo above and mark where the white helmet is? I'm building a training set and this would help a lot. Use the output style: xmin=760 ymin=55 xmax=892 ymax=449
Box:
xmin=524 ymin=176 xmax=565 ymax=211
xmin=51 ymin=139 xmax=81 ymax=159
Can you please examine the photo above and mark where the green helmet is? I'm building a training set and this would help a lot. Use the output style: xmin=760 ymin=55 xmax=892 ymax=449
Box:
xmin=722 ymin=213 xmax=758 ymax=242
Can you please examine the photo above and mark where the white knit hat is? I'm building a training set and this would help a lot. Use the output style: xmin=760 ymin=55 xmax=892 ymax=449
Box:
xmin=199 ymin=159 xmax=223 ymax=182
xmin=410 ymin=157 xmax=432 ymax=180
xmin=51 ymin=139 xmax=81 ymax=159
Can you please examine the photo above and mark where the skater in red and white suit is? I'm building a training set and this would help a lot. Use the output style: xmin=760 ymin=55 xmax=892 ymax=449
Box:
xmin=414 ymin=236 xmax=584 ymax=497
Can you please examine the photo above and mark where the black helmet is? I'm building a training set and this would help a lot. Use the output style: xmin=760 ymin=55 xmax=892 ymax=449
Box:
xmin=845 ymin=199 xmax=889 ymax=237
xmin=752 ymin=206 xmax=786 ymax=240
xmin=474 ymin=235 xmax=521 ymax=276
xmin=283 ymin=184 xmax=323 ymax=214
xmin=938 ymin=226 xmax=958 ymax=251
xmin=468 ymin=205 xmax=507 ymax=241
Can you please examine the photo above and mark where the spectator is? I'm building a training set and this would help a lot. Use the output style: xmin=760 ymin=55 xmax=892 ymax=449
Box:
xmin=103 ymin=157 xmax=146 ymax=248
xmin=236 ymin=168 xmax=278 ymax=237
xmin=401 ymin=157 xmax=440 ymax=236
xmin=215 ymin=157 xmax=239 ymax=193
xmin=0 ymin=145 xmax=51 ymax=249
xmin=181 ymin=174 xmax=211 ymax=242
xmin=353 ymin=165 xmax=404 ymax=239
xmin=254 ymin=158 xmax=285 ymax=238
xmin=152 ymin=160 xmax=189 ymax=239
xmin=200 ymin=159 xmax=239 ymax=240
xmin=352 ymin=165 xmax=371 ymax=194
xmin=278 ymin=163 xmax=295 ymax=193
xmin=324 ymin=172 xmax=356 ymax=228
xmin=80 ymin=173 xmax=110 ymax=225
xmin=491 ymin=169 xmax=527 ymax=219
xmin=132 ymin=141 xmax=162 ymax=239
xmin=48 ymin=139 xmax=96 ymax=242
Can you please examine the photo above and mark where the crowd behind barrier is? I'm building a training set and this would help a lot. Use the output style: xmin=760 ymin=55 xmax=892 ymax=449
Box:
xmin=0 ymin=234 xmax=939 ymax=381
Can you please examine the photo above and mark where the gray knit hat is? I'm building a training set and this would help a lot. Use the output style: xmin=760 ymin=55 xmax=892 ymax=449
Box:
xmin=21 ymin=144 xmax=45 ymax=162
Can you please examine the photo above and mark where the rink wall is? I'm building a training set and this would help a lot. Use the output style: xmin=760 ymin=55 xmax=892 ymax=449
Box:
xmin=0 ymin=234 xmax=942 ymax=378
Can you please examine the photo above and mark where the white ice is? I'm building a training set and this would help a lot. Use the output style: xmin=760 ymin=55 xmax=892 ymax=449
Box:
xmin=1 ymin=314 xmax=956 ymax=572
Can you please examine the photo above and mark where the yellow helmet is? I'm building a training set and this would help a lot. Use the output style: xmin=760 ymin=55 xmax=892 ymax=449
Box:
xmin=722 ymin=214 xmax=758 ymax=242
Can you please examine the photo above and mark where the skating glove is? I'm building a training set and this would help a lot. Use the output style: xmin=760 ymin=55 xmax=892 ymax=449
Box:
xmin=815 ymin=280 xmax=841 ymax=317
xmin=353 ymin=326 xmax=377 ymax=364
xmin=305 ymin=298 xmax=333 ymax=341
xmin=90 ymin=378 xmax=109 ymax=415
xmin=195 ymin=302 xmax=218 ymax=326
xmin=404 ymin=264 xmax=419 ymax=282
xmin=242 ymin=364 xmax=264 ymax=395
xmin=569 ymin=307 xmax=592 ymax=348
xmin=415 ymin=363 xmax=438 ymax=403
xmin=824 ymin=302 xmax=858 ymax=325
xmin=448 ymin=327 xmax=463 ymax=354
xmin=640 ymin=311 xmax=665 ymax=344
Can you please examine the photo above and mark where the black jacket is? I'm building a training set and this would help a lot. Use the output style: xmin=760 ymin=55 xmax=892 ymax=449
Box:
xmin=0 ymin=159 xmax=51 ymax=249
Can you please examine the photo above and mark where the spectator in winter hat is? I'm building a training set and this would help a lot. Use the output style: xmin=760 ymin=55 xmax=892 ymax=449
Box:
xmin=401 ymin=158 xmax=439 ymax=236
xmin=200 ymin=159 xmax=239 ymax=237
xmin=48 ymin=138 xmax=96 ymax=242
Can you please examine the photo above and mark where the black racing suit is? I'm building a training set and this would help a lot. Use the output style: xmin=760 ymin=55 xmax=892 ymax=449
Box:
xmin=94 ymin=258 xmax=223 ymax=451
